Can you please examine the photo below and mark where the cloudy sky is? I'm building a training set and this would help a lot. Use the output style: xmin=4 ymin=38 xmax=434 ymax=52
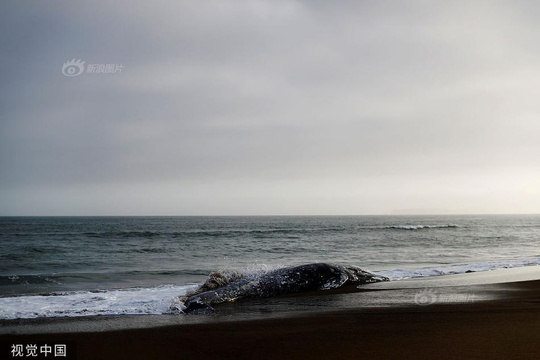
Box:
xmin=1 ymin=0 xmax=539 ymax=216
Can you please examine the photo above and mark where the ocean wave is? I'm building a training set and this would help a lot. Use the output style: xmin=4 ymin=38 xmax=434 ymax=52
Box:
xmin=85 ymin=231 xmax=163 ymax=239
xmin=387 ymin=224 xmax=460 ymax=230
xmin=375 ymin=257 xmax=540 ymax=280
xmin=79 ymin=227 xmax=347 ymax=240
xmin=0 ymin=269 xmax=207 ymax=289
xmin=0 ymin=274 xmax=63 ymax=287
xmin=0 ymin=284 xmax=196 ymax=320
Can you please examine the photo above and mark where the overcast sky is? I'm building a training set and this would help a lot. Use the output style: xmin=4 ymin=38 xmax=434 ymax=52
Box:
xmin=1 ymin=0 xmax=539 ymax=216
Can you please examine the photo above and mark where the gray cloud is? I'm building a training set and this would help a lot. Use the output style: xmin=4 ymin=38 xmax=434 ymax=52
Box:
xmin=1 ymin=0 xmax=540 ymax=215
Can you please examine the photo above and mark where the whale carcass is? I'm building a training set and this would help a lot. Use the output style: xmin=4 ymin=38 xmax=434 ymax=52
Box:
xmin=179 ymin=263 xmax=389 ymax=314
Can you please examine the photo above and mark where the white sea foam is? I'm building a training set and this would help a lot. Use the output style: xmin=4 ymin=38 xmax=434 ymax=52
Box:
xmin=388 ymin=224 xmax=459 ymax=230
xmin=375 ymin=257 xmax=540 ymax=280
xmin=0 ymin=284 xmax=197 ymax=320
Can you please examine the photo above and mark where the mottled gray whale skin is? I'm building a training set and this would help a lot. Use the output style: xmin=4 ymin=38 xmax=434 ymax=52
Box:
xmin=181 ymin=263 xmax=388 ymax=314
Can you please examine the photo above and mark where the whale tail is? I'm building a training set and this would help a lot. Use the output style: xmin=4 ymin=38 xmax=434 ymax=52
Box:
xmin=183 ymin=299 xmax=215 ymax=314
xmin=343 ymin=265 xmax=390 ymax=283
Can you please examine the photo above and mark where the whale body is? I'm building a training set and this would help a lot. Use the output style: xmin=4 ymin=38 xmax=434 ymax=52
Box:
xmin=180 ymin=263 xmax=388 ymax=314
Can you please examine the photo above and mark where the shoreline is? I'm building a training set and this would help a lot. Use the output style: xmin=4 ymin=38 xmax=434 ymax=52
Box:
xmin=2 ymin=266 xmax=540 ymax=359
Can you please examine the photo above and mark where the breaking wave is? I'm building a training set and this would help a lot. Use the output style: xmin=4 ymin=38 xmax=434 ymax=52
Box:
xmin=387 ymin=224 xmax=460 ymax=230
xmin=376 ymin=257 xmax=540 ymax=280
xmin=0 ymin=284 xmax=196 ymax=320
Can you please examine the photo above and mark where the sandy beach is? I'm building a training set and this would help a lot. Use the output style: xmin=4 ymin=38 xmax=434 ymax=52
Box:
xmin=2 ymin=266 xmax=540 ymax=359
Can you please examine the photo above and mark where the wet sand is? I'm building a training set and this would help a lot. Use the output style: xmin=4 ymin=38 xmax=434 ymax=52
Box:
xmin=2 ymin=266 xmax=540 ymax=360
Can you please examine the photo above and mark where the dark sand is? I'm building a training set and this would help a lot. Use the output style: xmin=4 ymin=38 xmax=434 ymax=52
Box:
xmin=2 ymin=266 xmax=540 ymax=360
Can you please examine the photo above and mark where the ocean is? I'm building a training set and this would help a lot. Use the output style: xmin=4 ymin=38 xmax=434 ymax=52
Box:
xmin=1 ymin=215 xmax=539 ymax=319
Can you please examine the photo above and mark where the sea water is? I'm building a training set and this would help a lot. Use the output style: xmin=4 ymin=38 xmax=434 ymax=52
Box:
xmin=1 ymin=215 xmax=539 ymax=319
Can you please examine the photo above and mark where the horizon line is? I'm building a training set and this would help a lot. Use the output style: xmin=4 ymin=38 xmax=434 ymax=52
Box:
xmin=1 ymin=213 xmax=539 ymax=217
